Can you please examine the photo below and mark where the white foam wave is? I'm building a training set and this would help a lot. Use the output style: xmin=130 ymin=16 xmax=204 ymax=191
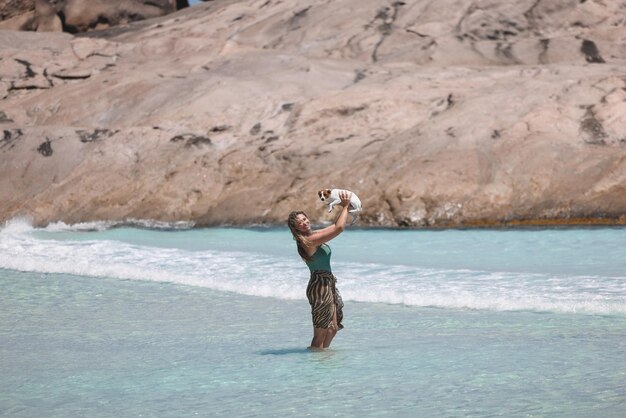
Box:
xmin=115 ymin=219 xmax=196 ymax=230
xmin=332 ymin=262 xmax=626 ymax=315
xmin=2 ymin=218 xmax=195 ymax=233
xmin=1 ymin=218 xmax=36 ymax=234
xmin=43 ymin=220 xmax=118 ymax=232
xmin=0 ymin=219 xmax=306 ymax=300
xmin=1 ymin=219 xmax=625 ymax=316
xmin=340 ymin=281 xmax=626 ymax=315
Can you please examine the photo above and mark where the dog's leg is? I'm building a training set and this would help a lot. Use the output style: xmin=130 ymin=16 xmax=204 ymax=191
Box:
xmin=327 ymin=201 xmax=337 ymax=213
xmin=348 ymin=201 xmax=362 ymax=213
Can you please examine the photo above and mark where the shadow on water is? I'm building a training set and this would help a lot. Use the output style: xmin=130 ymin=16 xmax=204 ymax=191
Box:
xmin=258 ymin=348 xmax=342 ymax=366
xmin=258 ymin=347 xmax=311 ymax=356
xmin=258 ymin=347 xmax=341 ymax=357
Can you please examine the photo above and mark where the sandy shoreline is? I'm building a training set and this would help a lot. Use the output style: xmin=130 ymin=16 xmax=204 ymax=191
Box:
xmin=9 ymin=214 xmax=626 ymax=231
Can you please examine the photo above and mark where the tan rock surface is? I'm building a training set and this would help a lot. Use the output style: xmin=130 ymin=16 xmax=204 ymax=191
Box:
xmin=0 ymin=0 xmax=36 ymax=31
xmin=0 ymin=0 xmax=34 ymax=21
xmin=0 ymin=0 xmax=187 ymax=32
xmin=1 ymin=0 xmax=626 ymax=227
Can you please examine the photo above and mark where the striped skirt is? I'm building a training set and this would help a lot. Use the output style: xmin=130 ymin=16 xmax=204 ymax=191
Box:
xmin=306 ymin=270 xmax=344 ymax=330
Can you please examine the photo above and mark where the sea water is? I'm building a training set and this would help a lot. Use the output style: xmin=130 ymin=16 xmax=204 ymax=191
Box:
xmin=0 ymin=219 xmax=625 ymax=417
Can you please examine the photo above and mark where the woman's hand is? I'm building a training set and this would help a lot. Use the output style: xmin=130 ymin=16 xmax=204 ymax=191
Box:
xmin=339 ymin=191 xmax=352 ymax=207
xmin=305 ymin=190 xmax=353 ymax=247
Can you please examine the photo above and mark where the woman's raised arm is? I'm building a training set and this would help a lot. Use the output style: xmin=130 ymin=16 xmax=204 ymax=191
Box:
xmin=306 ymin=191 xmax=352 ymax=247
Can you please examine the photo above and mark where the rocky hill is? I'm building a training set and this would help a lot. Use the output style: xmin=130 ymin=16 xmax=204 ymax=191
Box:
xmin=1 ymin=0 xmax=626 ymax=227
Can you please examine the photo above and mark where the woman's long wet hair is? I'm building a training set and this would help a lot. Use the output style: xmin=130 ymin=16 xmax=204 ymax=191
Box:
xmin=287 ymin=210 xmax=313 ymax=262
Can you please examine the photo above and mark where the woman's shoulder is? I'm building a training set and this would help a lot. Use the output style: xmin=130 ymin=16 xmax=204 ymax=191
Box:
xmin=309 ymin=243 xmax=329 ymax=256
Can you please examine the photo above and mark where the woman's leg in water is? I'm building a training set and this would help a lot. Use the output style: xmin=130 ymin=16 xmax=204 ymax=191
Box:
xmin=310 ymin=308 xmax=338 ymax=350
xmin=322 ymin=309 xmax=338 ymax=348
xmin=310 ymin=327 xmax=328 ymax=350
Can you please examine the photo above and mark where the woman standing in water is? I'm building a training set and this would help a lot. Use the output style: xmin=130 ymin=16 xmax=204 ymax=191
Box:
xmin=287 ymin=191 xmax=352 ymax=350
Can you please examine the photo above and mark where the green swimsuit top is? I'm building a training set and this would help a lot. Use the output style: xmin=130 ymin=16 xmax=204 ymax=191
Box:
xmin=305 ymin=243 xmax=332 ymax=273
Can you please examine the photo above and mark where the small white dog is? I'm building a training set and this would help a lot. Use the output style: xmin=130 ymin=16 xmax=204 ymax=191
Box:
xmin=317 ymin=188 xmax=362 ymax=224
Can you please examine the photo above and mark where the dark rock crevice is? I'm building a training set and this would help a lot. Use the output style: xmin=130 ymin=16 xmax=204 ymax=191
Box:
xmin=538 ymin=38 xmax=549 ymax=64
xmin=7 ymin=59 xmax=52 ymax=91
xmin=170 ymin=133 xmax=212 ymax=147
xmin=495 ymin=42 xmax=520 ymax=64
xmin=0 ymin=111 xmax=14 ymax=124
xmin=333 ymin=105 xmax=368 ymax=117
xmin=581 ymin=39 xmax=605 ymax=63
xmin=1 ymin=129 xmax=23 ymax=151
xmin=523 ymin=0 xmax=543 ymax=35
xmin=371 ymin=1 xmax=405 ymax=63
xmin=580 ymin=106 xmax=608 ymax=145
xmin=353 ymin=69 xmax=366 ymax=84
xmin=249 ymin=123 xmax=262 ymax=135
xmin=77 ymin=129 xmax=118 ymax=143
xmin=288 ymin=6 xmax=311 ymax=31
xmin=37 ymin=137 xmax=53 ymax=157
xmin=14 ymin=59 xmax=36 ymax=78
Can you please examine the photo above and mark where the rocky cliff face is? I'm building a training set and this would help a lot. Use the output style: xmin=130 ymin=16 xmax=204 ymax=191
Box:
xmin=1 ymin=0 xmax=626 ymax=227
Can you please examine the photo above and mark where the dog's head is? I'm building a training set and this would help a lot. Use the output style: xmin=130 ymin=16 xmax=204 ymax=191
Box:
xmin=317 ymin=189 xmax=332 ymax=202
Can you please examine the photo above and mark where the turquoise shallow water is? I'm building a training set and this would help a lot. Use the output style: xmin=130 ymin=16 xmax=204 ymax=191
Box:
xmin=1 ymin=220 xmax=626 ymax=416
